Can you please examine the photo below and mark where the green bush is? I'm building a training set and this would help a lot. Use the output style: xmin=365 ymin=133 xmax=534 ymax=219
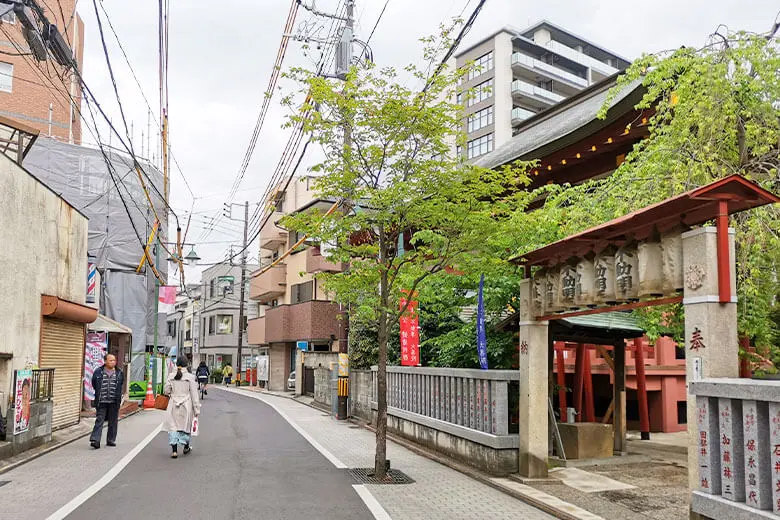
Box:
xmin=210 ymin=367 xmax=223 ymax=383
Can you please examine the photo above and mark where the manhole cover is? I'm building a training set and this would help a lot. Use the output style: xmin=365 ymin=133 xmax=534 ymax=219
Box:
xmin=349 ymin=468 xmax=415 ymax=485
xmin=0 ymin=481 xmax=10 ymax=487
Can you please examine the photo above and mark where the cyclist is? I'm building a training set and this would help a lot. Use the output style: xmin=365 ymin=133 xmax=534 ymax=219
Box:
xmin=196 ymin=361 xmax=210 ymax=396
xmin=223 ymin=363 xmax=234 ymax=386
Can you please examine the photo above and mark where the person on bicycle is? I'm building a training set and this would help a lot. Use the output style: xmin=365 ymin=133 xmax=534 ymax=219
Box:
xmin=196 ymin=361 xmax=210 ymax=396
xmin=223 ymin=363 xmax=234 ymax=386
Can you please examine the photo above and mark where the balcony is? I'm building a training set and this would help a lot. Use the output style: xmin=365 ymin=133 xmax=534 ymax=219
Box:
xmin=249 ymin=264 xmax=287 ymax=302
xmin=541 ymin=40 xmax=620 ymax=78
xmin=511 ymin=79 xmax=566 ymax=109
xmin=306 ymin=247 xmax=345 ymax=273
xmin=259 ymin=212 xmax=287 ymax=250
xmin=511 ymin=107 xmax=536 ymax=125
xmin=511 ymin=52 xmax=588 ymax=88
xmin=247 ymin=316 xmax=265 ymax=345
xmin=263 ymin=300 xmax=340 ymax=344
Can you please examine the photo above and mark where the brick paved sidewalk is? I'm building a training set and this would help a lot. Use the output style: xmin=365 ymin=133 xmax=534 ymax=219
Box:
xmin=221 ymin=387 xmax=555 ymax=520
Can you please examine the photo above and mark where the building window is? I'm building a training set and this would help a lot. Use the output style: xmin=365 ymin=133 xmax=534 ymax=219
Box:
xmin=456 ymin=92 xmax=463 ymax=106
xmin=0 ymin=62 xmax=12 ymax=93
xmin=166 ymin=320 xmax=177 ymax=337
xmin=291 ymin=281 xmax=314 ymax=304
xmin=467 ymin=133 xmax=494 ymax=159
xmin=468 ymin=51 xmax=493 ymax=80
xmin=467 ymin=78 xmax=493 ymax=107
xmin=208 ymin=316 xmax=216 ymax=335
xmin=1 ymin=11 xmax=15 ymax=24
xmin=184 ymin=318 xmax=192 ymax=341
xmin=467 ymin=105 xmax=494 ymax=133
xmin=217 ymin=314 xmax=233 ymax=334
xmin=209 ymin=278 xmax=216 ymax=298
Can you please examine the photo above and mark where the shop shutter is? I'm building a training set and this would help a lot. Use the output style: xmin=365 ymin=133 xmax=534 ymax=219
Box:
xmin=39 ymin=318 xmax=84 ymax=430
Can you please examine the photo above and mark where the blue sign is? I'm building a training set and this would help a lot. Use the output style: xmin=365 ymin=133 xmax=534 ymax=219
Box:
xmin=297 ymin=341 xmax=308 ymax=351
xmin=476 ymin=274 xmax=488 ymax=370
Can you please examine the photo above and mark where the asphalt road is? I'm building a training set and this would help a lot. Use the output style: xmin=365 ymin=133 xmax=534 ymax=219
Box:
xmin=70 ymin=389 xmax=373 ymax=520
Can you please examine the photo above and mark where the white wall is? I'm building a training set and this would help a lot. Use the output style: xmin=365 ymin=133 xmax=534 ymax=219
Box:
xmin=0 ymin=154 xmax=88 ymax=395
xmin=493 ymin=32 xmax=515 ymax=148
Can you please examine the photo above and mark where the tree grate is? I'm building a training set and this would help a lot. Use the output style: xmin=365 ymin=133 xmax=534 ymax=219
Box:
xmin=349 ymin=468 xmax=415 ymax=485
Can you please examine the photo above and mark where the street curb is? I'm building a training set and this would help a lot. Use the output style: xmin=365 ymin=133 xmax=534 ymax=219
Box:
xmin=0 ymin=405 xmax=144 ymax=476
xmin=353 ymin=419 xmax=599 ymax=520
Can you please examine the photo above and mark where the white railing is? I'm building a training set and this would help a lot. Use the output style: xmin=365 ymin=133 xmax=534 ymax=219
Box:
xmin=510 ymin=79 xmax=565 ymax=104
xmin=511 ymin=107 xmax=536 ymax=123
xmin=511 ymin=52 xmax=588 ymax=88
xmin=690 ymin=378 xmax=780 ymax=519
xmin=538 ymin=40 xmax=621 ymax=77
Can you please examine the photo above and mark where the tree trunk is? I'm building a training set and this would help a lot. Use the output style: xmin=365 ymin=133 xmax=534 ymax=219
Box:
xmin=374 ymin=227 xmax=389 ymax=479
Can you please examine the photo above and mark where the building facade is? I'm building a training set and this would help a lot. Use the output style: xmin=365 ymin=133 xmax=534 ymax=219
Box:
xmin=248 ymin=176 xmax=343 ymax=391
xmin=456 ymin=20 xmax=629 ymax=160
xmin=0 ymin=0 xmax=84 ymax=143
xmin=0 ymin=117 xmax=94 ymax=432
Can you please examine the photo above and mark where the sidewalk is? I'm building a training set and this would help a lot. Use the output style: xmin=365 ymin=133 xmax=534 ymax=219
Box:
xmin=220 ymin=386 xmax=564 ymax=520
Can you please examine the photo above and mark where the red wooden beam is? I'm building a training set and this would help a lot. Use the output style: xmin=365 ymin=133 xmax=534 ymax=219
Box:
xmin=536 ymin=296 xmax=683 ymax=322
xmin=583 ymin=345 xmax=596 ymax=422
xmin=717 ymin=200 xmax=731 ymax=303
xmin=556 ymin=345 xmax=568 ymax=422
xmin=634 ymin=337 xmax=651 ymax=440
xmin=573 ymin=344 xmax=585 ymax=423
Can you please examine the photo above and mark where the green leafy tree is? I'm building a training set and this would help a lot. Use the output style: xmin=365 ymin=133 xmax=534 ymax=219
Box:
xmin=282 ymin=29 xmax=534 ymax=478
xmin=528 ymin=28 xmax=780 ymax=351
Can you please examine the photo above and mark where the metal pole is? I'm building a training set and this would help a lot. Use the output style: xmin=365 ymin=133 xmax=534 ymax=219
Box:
xmin=235 ymin=201 xmax=249 ymax=386
xmin=336 ymin=0 xmax=354 ymax=421
xmin=153 ymin=241 xmax=161 ymax=395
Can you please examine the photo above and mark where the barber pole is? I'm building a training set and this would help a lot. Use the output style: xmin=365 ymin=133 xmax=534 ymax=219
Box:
xmin=86 ymin=262 xmax=97 ymax=304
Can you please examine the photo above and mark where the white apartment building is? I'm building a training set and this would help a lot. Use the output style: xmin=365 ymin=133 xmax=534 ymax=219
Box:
xmin=456 ymin=20 xmax=630 ymax=160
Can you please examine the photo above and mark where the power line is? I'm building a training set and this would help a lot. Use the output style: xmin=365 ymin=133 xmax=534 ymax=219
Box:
xmin=365 ymin=0 xmax=390 ymax=47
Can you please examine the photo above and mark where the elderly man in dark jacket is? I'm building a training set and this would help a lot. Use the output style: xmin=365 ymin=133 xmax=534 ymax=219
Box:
xmin=89 ymin=353 xmax=124 ymax=449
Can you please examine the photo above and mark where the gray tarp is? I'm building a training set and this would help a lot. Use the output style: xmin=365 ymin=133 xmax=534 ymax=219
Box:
xmin=23 ymin=137 xmax=168 ymax=381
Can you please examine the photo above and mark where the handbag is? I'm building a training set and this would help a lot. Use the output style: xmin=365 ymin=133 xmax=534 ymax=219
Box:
xmin=191 ymin=416 xmax=199 ymax=436
xmin=154 ymin=394 xmax=169 ymax=410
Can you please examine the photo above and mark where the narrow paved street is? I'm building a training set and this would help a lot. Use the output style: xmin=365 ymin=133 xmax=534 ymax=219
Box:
xmin=70 ymin=389 xmax=372 ymax=520
xmin=2 ymin=387 xmax=554 ymax=520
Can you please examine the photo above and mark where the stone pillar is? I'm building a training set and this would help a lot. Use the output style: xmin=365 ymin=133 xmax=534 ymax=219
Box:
xmin=518 ymin=279 xmax=549 ymax=478
xmin=683 ymin=227 xmax=739 ymax=516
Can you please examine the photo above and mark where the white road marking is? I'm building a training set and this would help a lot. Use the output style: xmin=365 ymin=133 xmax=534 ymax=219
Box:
xmin=353 ymin=484 xmax=393 ymax=520
xmin=216 ymin=386 xmax=347 ymax=469
xmin=46 ymin=423 xmax=163 ymax=520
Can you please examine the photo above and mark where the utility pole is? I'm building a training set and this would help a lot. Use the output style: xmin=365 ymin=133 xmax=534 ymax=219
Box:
xmin=226 ymin=201 xmax=250 ymax=386
xmin=153 ymin=240 xmax=160 ymax=394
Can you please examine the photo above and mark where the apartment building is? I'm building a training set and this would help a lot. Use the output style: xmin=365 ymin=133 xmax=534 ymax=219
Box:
xmin=248 ymin=176 xmax=344 ymax=392
xmin=456 ymin=20 xmax=630 ymax=160
xmin=0 ymin=1 xmax=84 ymax=143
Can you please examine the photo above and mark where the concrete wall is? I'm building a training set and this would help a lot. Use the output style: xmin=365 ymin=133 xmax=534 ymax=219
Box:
xmin=350 ymin=370 xmax=374 ymax=422
xmin=1 ymin=401 xmax=53 ymax=457
xmin=0 ymin=154 xmax=88 ymax=397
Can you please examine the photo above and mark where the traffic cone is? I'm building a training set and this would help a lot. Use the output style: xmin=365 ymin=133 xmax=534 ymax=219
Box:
xmin=142 ymin=379 xmax=155 ymax=409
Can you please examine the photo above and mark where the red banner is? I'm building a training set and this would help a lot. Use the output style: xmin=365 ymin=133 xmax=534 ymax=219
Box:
xmin=400 ymin=291 xmax=420 ymax=366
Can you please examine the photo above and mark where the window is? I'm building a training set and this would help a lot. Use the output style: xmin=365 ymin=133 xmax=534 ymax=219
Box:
xmin=456 ymin=92 xmax=463 ymax=106
xmin=208 ymin=316 xmax=216 ymax=335
xmin=467 ymin=79 xmax=493 ymax=107
xmin=1 ymin=11 xmax=15 ymax=24
xmin=467 ymin=133 xmax=493 ymax=159
xmin=456 ymin=145 xmax=463 ymax=158
xmin=217 ymin=314 xmax=233 ymax=334
xmin=468 ymin=51 xmax=493 ymax=80
xmin=184 ymin=318 xmax=192 ymax=340
xmin=467 ymin=105 xmax=494 ymax=133
xmin=209 ymin=279 xmax=216 ymax=298
xmin=0 ymin=62 xmax=12 ymax=93
xmin=166 ymin=320 xmax=177 ymax=337
xmin=291 ymin=281 xmax=314 ymax=304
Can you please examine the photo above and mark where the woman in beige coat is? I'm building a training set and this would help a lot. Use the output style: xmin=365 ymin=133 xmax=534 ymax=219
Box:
xmin=164 ymin=356 xmax=201 ymax=458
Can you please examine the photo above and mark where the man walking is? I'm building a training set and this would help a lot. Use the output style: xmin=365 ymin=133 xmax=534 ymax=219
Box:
xmin=89 ymin=353 xmax=124 ymax=449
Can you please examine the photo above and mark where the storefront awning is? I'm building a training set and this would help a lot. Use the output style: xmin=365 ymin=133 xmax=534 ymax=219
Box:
xmin=88 ymin=314 xmax=132 ymax=334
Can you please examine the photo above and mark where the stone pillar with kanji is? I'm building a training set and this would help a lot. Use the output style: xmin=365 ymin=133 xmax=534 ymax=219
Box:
xmin=683 ymin=227 xmax=739 ymax=512
xmin=518 ymin=278 xmax=549 ymax=478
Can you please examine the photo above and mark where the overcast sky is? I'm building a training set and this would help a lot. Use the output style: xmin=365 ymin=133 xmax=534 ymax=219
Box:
xmin=77 ymin=0 xmax=779 ymax=283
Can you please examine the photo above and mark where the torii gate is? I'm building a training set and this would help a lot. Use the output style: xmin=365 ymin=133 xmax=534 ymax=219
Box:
xmin=511 ymin=175 xmax=780 ymax=483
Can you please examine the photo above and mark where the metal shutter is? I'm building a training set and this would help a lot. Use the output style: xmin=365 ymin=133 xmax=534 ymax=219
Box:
xmin=40 ymin=318 xmax=84 ymax=430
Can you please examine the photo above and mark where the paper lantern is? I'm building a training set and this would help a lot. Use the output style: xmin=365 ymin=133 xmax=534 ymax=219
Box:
xmin=638 ymin=239 xmax=664 ymax=298
xmin=614 ymin=244 xmax=639 ymax=301
xmin=558 ymin=261 xmax=578 ymax=309
xmin=544 ymin=266 xmax=564 ymax=314
xmin=531 ymin=269 xmax=546 ymax=318
xmin=575 ymin=253 xmax=596 ymax=307
xmin=594 ymin=247 xmax=617 ymax=304
xmin=661 ymin=232 xmax=684 ymax=293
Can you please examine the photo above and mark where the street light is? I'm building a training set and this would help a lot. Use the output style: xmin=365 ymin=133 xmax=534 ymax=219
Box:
xmin=166 ymin=244 xmax=201 ymax=266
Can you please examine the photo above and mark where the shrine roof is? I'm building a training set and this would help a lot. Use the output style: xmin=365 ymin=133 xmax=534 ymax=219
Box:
xmin=476 ymin=77 xmax=644 ymax=170
xmin=513 ymin=175 xmax=780 ymax=268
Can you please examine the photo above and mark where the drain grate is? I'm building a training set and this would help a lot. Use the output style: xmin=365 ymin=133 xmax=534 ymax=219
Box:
xmin=349 ymin=468 xmax=415 ymax=485
xmin=0 ymin=481 xmax=10 ymax=488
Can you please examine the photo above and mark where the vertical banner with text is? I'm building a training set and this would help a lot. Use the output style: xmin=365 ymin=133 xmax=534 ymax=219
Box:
xmin=14 ymin=369 xmax=32 ymax=435
xmin=400 ymin=290 xmax=420 ymax=366
xmin=84 ymin=332 xmax=107 ymax=401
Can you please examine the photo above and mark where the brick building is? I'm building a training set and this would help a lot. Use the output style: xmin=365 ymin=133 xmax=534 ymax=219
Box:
xmin=0 ymin=1 xmax=84 ymax=143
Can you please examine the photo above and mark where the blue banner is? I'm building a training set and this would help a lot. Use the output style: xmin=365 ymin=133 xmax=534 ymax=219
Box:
xmin=477 ymin=274 xmax=488 ymax=370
